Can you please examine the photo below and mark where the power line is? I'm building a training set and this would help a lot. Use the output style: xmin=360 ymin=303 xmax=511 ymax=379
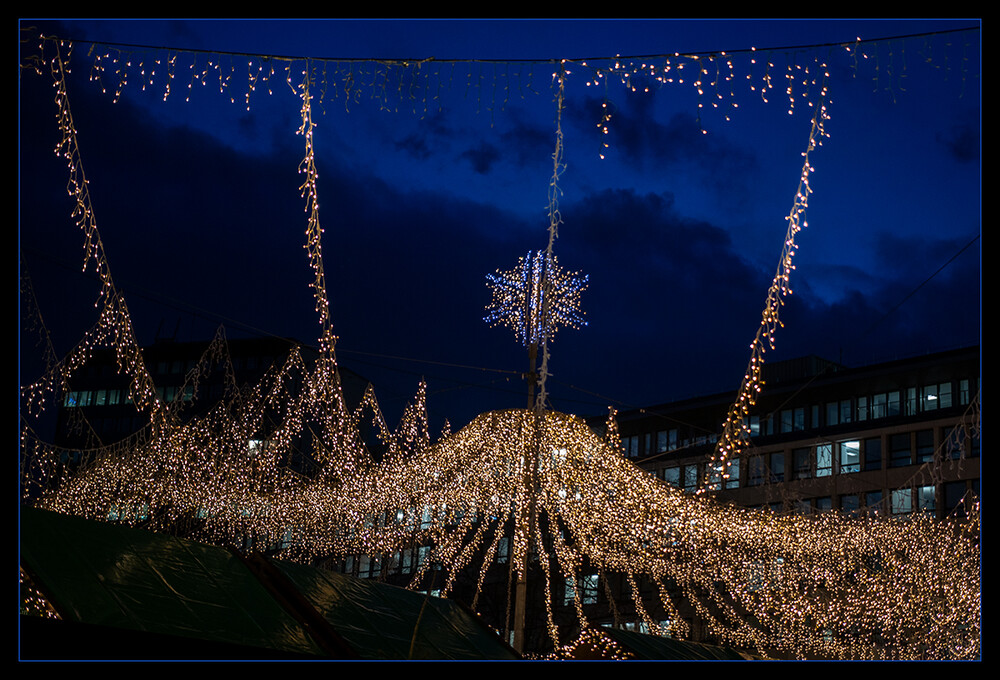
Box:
xmin=31 ymin=23 xmax=980 ymax=67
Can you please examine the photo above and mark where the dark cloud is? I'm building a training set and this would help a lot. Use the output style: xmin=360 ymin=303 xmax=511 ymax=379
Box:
xmin=571 ymin=91 xmax=759 ymax=204
xmin=395 ymin=133 xmax=432 ymax=160
xmin=392 ymin=110 xmax=456 ymax=161
xmin=772 ymin=231 xmax=980 ymax=368
xmin=937 ymin=121 xmax=979 ymax=163
xmin=20 ymin=22 xmax=980 ymax=431
xmin=499 ymin=108 xmax=555 ymax=167
xmin=459 ymin=141 xmax=501 ymax=174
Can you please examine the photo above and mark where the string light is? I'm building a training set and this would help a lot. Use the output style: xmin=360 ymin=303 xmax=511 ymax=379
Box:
xmin=20 ymin=29 xmax=980 ymax=660
xmin=484 ymin=251 xmax=588 ymax=348
xmin=704 ymin=65 xmax=830 ymax=492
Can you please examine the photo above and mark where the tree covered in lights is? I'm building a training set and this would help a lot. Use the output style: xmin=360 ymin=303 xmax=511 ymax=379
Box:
xmin=19 ymin=29 xmax=980 ymax=660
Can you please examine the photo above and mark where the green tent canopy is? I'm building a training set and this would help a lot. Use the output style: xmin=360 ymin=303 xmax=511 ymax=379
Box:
xmin=19 ymin=508 xmax=518 ymax=661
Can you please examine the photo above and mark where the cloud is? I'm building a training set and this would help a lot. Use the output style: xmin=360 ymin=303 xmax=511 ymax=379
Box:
xmin=459 ymin=141 xmax=501 ymax=174
xmin=395 ymin=132 xmax=432 ymax=160
xmin=937 ymin=120 xmax=979 ymax=163
xmin=571 ymin=90 xmax=759 ymax=204
xmin=774 ymin=231 xmax=980 ymax=366
xmin=499 ymin=109 xmax=555 ymax=167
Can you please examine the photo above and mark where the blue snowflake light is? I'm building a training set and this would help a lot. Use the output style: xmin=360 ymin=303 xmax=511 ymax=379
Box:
xmin=484 ymin=250 xmax=588 ymax=346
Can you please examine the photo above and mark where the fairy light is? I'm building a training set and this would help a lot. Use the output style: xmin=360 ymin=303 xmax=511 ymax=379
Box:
xmin=705 ymin=66 xmax=830 ymax=492
xmin=20 ymin=29 xmax=981 ymax=660
xmin=484 ymin=251 xmax=588 ymax=348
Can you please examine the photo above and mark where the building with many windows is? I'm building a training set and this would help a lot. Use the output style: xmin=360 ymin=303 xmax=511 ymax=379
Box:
xmin=52 ymin=335 xmax=368 ymax=454
xmin=603 ymin=346 xmax=979 ymax=520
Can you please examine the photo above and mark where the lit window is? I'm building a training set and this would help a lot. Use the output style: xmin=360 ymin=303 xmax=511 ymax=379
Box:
xmin=891 ymin=489 xmax=912 ymax=515
xmin=921 ymin=384 xmax=939 ymax=411
xmin=917 ymin=485 xmax=936 ymax=513
xmin=662 ymin=467 xmax=680 ymax=487
xmin=564 ymin=573 xmax=599 ymax=605
xmin=724 ymin=458 xmax=740 ymax=489
xmin=938 ymin=382 xmax=952 ymax=408
xmin=816 ymin=444 xmax=833 ymax=477
xmin=839 ymin=440 xmax=860 ymax=474
xmin=871 ymin=393 xmax=887 ymax=419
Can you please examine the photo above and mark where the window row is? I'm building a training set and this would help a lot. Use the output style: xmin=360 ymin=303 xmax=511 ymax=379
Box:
xmin=660 ymin=426 xmax=976 ymax=490
xmin=755 ymin=379 xmax=972 ymax=435
xmin=749 ymin=481 xmax=974 ymax=518
xmin=622 ymin=429 xmax=716 ymax=458
xmin=345 ymin=546 xmax=438 ymax=579
xmin=63 ymin=385 xmax=195 ymax=408
xmin=623 ymin=378 xmax=973 ymax=458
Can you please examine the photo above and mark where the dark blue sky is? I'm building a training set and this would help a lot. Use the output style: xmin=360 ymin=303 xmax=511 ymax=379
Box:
xmin=19 ymin=19 xmax=981 ymax=431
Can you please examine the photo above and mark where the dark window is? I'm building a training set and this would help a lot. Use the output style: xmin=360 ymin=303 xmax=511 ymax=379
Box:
xmin=915 ymin=430 xmax=934 ymax=464
xmin=864 ymin=437 xmax=882 ymax=471
xmin=840 ymin=494 xmax=860 ymax=516
xmin=769 ymin=453 xmax=785 ymax=483
xmin=890 ymin=433 xmax=911 ymax=467
xmin=792 ymin=447 xmax=811 ymax=480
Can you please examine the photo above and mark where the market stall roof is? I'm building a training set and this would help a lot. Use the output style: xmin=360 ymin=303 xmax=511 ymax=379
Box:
xmin=562 ymin=626 xmax=755 ymax=660
xmin=19 ymin=508 xmax=518 ymax=660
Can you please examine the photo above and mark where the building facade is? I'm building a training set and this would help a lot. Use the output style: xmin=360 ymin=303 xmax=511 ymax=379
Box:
xmin=52 ymin=335 xmax=368 ymax=453
xmin=604 ymin=346 xmax=980 ymax=520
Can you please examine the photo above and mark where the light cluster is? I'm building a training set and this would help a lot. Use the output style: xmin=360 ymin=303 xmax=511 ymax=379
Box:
xmin=29 ymin=401 xmax=978 ymax=659
xmin=20 ymin=30 xmax=981 ymax=661
xmin=484 ymin=251 xmax=589 ymax=348
xmin=704 ymin=67 xmax=830 ymax=491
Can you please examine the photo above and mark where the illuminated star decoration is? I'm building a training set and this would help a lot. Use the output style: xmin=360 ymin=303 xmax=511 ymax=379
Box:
xmin=484 ymin=250 xmax=588 ymax=347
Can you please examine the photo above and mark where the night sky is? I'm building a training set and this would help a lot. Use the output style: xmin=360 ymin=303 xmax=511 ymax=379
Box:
xmin=19 ymin=19 xmax=981 ymax=433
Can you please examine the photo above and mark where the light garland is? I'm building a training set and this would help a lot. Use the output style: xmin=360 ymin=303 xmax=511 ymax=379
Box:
xmin=19 ymin=29 xmax=980 ymax=660
xmin=484 ymin=251 xmax=588 ymax=349
xmin=705 ymin=66 xmax=830 ymax=491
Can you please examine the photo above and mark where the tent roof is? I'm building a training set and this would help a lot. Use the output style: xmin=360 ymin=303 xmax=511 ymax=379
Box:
xmin=20 ymin=508 xmax=518 ymax=660
xmin=565 ymin=626 xmax=754 ymax=660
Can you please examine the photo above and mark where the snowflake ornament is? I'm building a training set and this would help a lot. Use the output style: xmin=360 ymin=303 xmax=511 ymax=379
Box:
xmin=484 ymin=250 xmax=588 ymax=346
